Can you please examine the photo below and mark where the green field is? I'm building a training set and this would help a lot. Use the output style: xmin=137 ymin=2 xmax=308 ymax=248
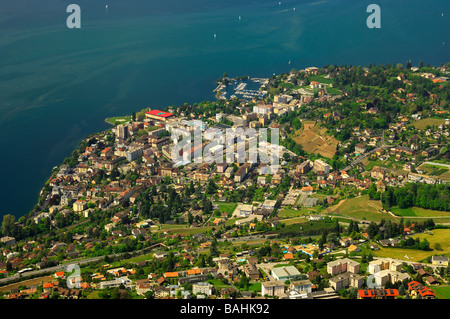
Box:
xmin=374 ymin=228 xmax=450 ymax=261
xmin=247 ymin=283 xmax=262 ymax=292
xmin=208 ymin=279 xmax=231 ymax=289
xmin=278 ymin=207 xmax=321 ymax=219
xmin=329 ymin=195 xmax=394 ymax=222
xmin=105 ymin=116 xmax=131 ymax=125
xmin=412 ymin=118 xmax=445 ymax=130
xmin=279 ymin=82 xmax=294 ymax=89
xmin=431 ymin=286 xmax=450 ymax=299
xmin=391 ymin=207 xmax=450 ymax=218
xmin=217 ymin=202 xmax=238 ymax=215
xmin=308 ymin=75 xmax=334 ymax=85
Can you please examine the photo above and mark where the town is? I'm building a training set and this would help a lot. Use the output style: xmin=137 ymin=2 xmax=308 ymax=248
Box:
xmin=0 ymin=62 xmax=449 ymax=300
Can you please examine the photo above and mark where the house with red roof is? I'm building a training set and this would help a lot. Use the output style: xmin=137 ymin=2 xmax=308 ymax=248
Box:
xmin=54 ymin=271 xmax=65 ymax=279
xmin=358 ymin=289 xmax=399 ymax=299
xmin=407 ymin=281 xmax=436 ymax=299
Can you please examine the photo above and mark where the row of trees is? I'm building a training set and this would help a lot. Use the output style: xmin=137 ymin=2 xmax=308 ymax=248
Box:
xmin=381 ymin=183 xmax=450 ymax=211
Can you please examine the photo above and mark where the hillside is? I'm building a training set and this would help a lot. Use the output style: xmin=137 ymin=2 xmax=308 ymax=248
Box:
xmin=291 ymin=120 xmax=339 ymax=159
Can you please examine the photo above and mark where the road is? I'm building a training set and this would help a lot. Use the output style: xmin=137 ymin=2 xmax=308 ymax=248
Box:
xmin=423 ymin=162 xmax=450 ymax=168
xmin=0 ymin=242 xmax=167 ymax=286
xmin=0 ymin=256 xmax=104 ymax=286
xmin=343 ymin=130 xmax=393 ymax=172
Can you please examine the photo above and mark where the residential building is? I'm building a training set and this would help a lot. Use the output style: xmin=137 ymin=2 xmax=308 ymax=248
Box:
xmin=290 ymin=280 xmax=313 ymax=293
xmin=136 ymin=283 xmax=152 ymax=296
xmin=73 ymin=200 xmax=87 ymax=212
xmin=327 ymin=258 xmax=360 ymax=276
xmin=296 ymin=160 xmax=312 ymax=174
xmin=407 ymin=281 xmax=436 ymax=299
xmin=261 ymin=281 xmax=285 ymax=297
xmin=192 ymin=282 xmax=213 ymax=296
xmin=329 ymin=272 xmax=364 ymax=291
xmin=432 ymin=256 xmax=449 ymax=267
xmin=358 ymin=289 xmax=399 ymax=299
xmin=253 ymin=104 xmax=272 ymax=116
xmin=116 ymin=124 xmax=128 ymax=139
xmin=0 ymin=237 xmax=16 ymax=246
xmin=243 ymin=263 xmax=260 ymax=280
xmin=355 ymin=143 xmax=366 ymax=154
xmin=313 ymin=159 xmax=330 ymax=174
xmin=99 ymin=276 xmax=132 ymax=290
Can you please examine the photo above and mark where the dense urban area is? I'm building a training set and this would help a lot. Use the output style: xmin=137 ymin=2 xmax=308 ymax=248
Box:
xmin=1 ymin=62 xmax=450 ymax=300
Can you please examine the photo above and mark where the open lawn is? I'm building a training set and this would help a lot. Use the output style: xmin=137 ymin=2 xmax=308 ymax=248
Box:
xmin=391 ymin=207 xmax=450 ymax=218
xmin=280 ymin=217 xmax=308 ymax=226
xmin=208 ymin=279 xmax=231 ymax=289
xmin=328 ymin=195 xmax=394 ymax=222
xmin=431 ymin=286 xmax=450 ymax=299
xmin=374 ymin=228 xmax=450 ymax=262
xmin=278 ymin=207 xmax=320 ymax=219
xmin=217 ymin=202 xmax=238 ymax=215
xmin=279 ymin=82 xmax=294 ymax=89
xmin=412 ymin=118 xmax=445 ymax=130
xmin=247 ymin=282 xmax=261 ymax=292
xmin=105 ymin=116 xmax=131 ymax=126
xmin=291 ymin=121 xmax=338 ymax=159
xmin=0 ymin=276 xmax=54 ymax=293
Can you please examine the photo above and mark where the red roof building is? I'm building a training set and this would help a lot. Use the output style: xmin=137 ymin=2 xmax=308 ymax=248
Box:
xmin=145 ymin=110 xmax=174 ymax=121
xmin=358 ymin=289 xmax=399 ymax=299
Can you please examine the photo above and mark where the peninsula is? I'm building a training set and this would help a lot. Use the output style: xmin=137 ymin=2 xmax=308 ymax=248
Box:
xmin=1 ymin=62 xmax=449 ymax=300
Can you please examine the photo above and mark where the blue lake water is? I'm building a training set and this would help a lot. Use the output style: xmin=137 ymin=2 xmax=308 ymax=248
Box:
xmin=0 ymin=0 xmax=448 ymax=219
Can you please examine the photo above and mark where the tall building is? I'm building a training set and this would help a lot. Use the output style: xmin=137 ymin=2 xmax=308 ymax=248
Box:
xmin=116 ymin=124 xmax=128 ymax=139
xmin=313 ymin=159 xmax=330 ymax=174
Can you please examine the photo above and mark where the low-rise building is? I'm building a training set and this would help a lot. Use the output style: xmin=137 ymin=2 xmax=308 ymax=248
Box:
xmin=271 ymin=266 xmax=301 ymax=281
xmin=431 ymin=256 xmax=449 ymax=267
xmin=290 ymin=280 xmax=313 ymax=293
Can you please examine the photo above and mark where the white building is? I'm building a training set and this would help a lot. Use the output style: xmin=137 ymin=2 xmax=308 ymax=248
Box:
xmin=271 ymin=266 xmax=301 ymax=281
xmin=253 ymin=104 xmax=272 ymax=116
xmin=192 ymin=282 xmax=213 ymax=296
xmin=262 ymin=281 xmax=285 ymax=297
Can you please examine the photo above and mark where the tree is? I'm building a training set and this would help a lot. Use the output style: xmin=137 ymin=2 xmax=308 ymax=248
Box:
xmin=368 ymin=183 xmax=379 ymax=200
xmin=1 ymin=214 xmax=16 ymax=237
xmin=209 ymin=238 xmax=219 ymax=257
xmin=326 ymin=232 xmax=337 ymax=244
xmin=187 ymin=212 xmax=194 ymax=225
xmin=419 ymin=238 xmax=430 ymax=251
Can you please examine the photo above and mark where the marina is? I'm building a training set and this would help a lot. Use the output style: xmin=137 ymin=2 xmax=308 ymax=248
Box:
xmin=214 ymin=77 xmax=268 ymax=100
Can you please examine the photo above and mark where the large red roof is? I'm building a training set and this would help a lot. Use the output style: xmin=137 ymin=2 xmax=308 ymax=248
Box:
xmin=146 ymin=110 xmax=174 ymax=118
